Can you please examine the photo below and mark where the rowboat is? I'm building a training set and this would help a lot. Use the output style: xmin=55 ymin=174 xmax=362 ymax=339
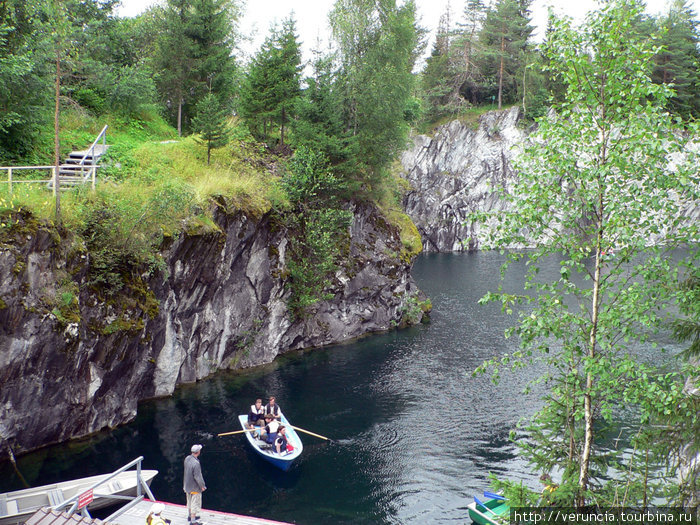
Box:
xmin=237 ymin=413 xmax=303 ymax=471
xmin=0 ymin=469 xmax=158 ymax=525
xmin=467 ymin=493 xmax=509 ymax=525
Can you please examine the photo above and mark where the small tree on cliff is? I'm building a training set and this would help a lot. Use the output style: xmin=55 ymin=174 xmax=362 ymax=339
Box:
xmin=473 ymin=0 xmax=699 ymax=506
xmin=192 ymin=93 xmax=229 ymax=164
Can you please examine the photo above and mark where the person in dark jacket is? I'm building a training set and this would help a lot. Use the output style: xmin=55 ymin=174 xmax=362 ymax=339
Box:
xmin=183 ymin=444 xmax=206 ymax=525
xmin=274 ymin=426 xmax=289 ymax=454
xmin=247 ymin=398 xmax=265 ymax=429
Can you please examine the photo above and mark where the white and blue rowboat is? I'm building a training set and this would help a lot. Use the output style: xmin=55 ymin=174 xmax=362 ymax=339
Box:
xmin=237 ymin=413 xmax=303 ymax=471
xmin=0 ymin=469 xmax=158 ymax=525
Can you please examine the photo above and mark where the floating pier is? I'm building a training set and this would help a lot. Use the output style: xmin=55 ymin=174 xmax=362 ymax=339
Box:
xmin=109 ymin=500 xmax=291 ymax=525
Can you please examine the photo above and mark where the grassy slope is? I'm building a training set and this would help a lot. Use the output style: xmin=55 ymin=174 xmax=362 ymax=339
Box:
xmin=0 ymin=106 xmax=420 ymax=264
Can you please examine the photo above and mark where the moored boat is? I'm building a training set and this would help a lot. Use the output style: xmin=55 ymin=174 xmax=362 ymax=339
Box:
xmin=467 ymin=493 xmax=509 ymax=525
xmin=0 ymin=469 xmax=158 ymax=525
xmin=237 ymin=413 xmax=303 ymax=471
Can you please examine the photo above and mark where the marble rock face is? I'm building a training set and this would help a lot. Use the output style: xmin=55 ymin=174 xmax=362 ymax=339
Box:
xmin=400 ymin=106 xmax=525 ymax=252
xmin=0 ymin=203 xmax=425 ymax=453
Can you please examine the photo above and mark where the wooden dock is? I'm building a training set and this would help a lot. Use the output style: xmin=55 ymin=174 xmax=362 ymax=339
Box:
xmin=109 ymin=500 xmax=291 ymax=525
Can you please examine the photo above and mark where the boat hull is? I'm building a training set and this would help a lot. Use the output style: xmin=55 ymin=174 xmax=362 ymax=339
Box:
xmin=237 ymin=413 xmax=303 ymax=471
xmin=0 ymin=470 xmax=158 ymax=525
xmin=467 ymin=496 xmax=509 ymax=525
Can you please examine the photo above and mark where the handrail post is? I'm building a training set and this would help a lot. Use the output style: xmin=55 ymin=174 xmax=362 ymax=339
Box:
xmin=136 ymin=459 xmax=142 ymax=498
xmin=91 ymin=166 xmax=95 ymax=190
xmin=7 ymin=167 xmax=12 ymax=194
xmin=52 ymin=167 xmax=56 ymax=197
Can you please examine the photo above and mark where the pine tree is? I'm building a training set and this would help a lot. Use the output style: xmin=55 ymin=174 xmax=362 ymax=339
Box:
xmin=187 ymin=0 xmax=239 ymax=109
xmin=154 ymin=0 xmax=196 ymax=136
xmin=155 ymin=0 xmax=238 ymax=135
xmin=272 ymin=16 xmax=302 ymax=147
xmin=477 ymin=0 xmax=534 ymax=109
xmin=453 ymin=0 xmax=488 ymax=104
xmin=192 ymin=93 xmax=229 ymax=164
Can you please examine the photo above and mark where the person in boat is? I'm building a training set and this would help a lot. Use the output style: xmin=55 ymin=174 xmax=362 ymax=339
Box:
xmin=247 ymin=398 xmax=265 ymax=429
xmin=146 ymin=503 xmax=171 ymax=525
xmin=183 ymin=444 xmax=206 ymax=525
xmin=260 ymin=413 xmax=280 ymax=444
xmin=264 ymin=396 xmax=282 ymax=421
xmin=274 ymin=425 xmax=289 ymax=454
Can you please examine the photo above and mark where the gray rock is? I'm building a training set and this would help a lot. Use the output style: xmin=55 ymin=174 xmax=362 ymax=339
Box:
xmin=400 ymin=106 xmax=525 ymax=252
xmin=0 ymin=203 xmax=426 ymax=454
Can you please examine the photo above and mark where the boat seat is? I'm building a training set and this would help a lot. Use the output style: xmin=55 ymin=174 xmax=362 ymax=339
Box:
xmin=1 ymin=499 xmax=19 ymax=516
xmin=48 ymin=489 xmax=64 ymax=507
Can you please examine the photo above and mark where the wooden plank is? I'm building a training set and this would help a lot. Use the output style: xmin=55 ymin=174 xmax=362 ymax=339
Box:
xmin=109 ymin=500 xmax=291 ymax=525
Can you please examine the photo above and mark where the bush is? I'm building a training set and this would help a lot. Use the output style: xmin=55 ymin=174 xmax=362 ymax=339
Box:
xmin=107 ymin=65 xmax=157 ymax=117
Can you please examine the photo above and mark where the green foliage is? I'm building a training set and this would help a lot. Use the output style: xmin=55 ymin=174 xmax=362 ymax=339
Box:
xmin=192 ymin=93 xmax=230 ymax=164
xmin=291 ymin=51 xmax=349 ymax=164
xmin=652 ymin=0 xmax=700 ymax=119
xmin=0 ymin=4 xmax=51 ymax=162
xmin=107 ymin=65 xmax=157 ymax=117
xmin=76 ymin=180 xmax=195 ymax=294
xmin=330 ymin=0 xmax=422 ymax=184
xmin=154 ymin=0 xmax=239 ymax=134
xmin=471 ymin=0 xmax=700 ymax=507
xmin=281 ymin=147 xmax=352 ymax=317
xmin=477 ymin=0 xmax=534 ymax=109
xmin=281 ymin=146 xmax=346 ymax=208
xmin=672 ymin=269 xmax=700 ymax=360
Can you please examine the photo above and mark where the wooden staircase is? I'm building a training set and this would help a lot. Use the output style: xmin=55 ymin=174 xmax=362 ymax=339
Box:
xmin=49 ymin=125 xmax=109 ymax=190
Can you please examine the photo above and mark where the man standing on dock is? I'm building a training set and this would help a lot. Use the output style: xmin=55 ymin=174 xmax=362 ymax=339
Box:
xmin=184 ymin=444 xmax=206 ymax=525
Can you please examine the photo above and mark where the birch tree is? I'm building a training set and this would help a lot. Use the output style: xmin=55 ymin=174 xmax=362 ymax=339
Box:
xmin=473 ymin=0 xmax=700 ymax=506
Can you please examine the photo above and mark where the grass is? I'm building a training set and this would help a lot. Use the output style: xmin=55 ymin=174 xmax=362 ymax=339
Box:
xmin=373 ymin=160 xmax=423 ymax=261
xmin=0 ymin=109 xmax=283 ymax=231
xmin=418 ymin=103 xmax=510 ymax=135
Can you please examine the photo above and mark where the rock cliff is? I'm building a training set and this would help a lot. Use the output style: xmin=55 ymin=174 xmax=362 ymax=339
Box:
xmin=0 ymin=203 xmax=426 ymax=454
xmin=399 ymin=106 xmax=525 ymax=252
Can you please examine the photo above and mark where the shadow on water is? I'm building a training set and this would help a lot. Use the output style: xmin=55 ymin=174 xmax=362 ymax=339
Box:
xmin=1 ymin=251 xmax=685 ymax=524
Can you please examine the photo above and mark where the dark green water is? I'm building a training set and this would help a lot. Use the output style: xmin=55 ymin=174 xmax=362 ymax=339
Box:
xmin=1 ymin=252 xmax=681 ymax=524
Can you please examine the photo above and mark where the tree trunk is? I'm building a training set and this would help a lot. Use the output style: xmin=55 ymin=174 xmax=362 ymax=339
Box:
xmin=177 ymin=98 xmax=182 ymax=137
xmin=498 ymin=35 xmax=505 ymax=109
xmin=280 ymin=106 xmax=285 ymax=146
xmin=207 ymin=143 xmax=211 ymax=165
xmin=579 ymin=105 xmax=607 ymax=504
xmin=579 ymin=243 xmax=602 ymax=506
xmin=54 ymin=49 xmax=61 ymax=223
xmin=522 ymin=58 xmax=527 ymax=115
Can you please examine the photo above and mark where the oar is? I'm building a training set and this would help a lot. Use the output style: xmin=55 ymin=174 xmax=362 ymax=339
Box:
xmin=217 ymin=428 xmax=257 ymax=437
xmin=474 ymin=496 xmax=503 ymax=524
xmin=290 ymin=425 xmax=334 ymax=443
xmin=483 ymin=491 xmax=506 ymax=501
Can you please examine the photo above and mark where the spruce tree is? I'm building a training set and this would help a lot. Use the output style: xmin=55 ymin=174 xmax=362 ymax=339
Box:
xmin=422 ymin=7 xmax=461 ymax=121
xmin=652 ymin=0 xmax=700 ymax=118
xmin=192 ymin=93 xmax=229 ymax=164
xmin=238 ymin=16 xmax=301 ymax=147
xmin=292 ymin=48 xmax=348 ymax=164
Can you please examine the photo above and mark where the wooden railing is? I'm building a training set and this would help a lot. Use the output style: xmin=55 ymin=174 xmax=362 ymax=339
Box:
xmin=0 ymin=164 xmax=100 ymax=194
xmin=0 ymin=124 xmax=108 ymax=194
